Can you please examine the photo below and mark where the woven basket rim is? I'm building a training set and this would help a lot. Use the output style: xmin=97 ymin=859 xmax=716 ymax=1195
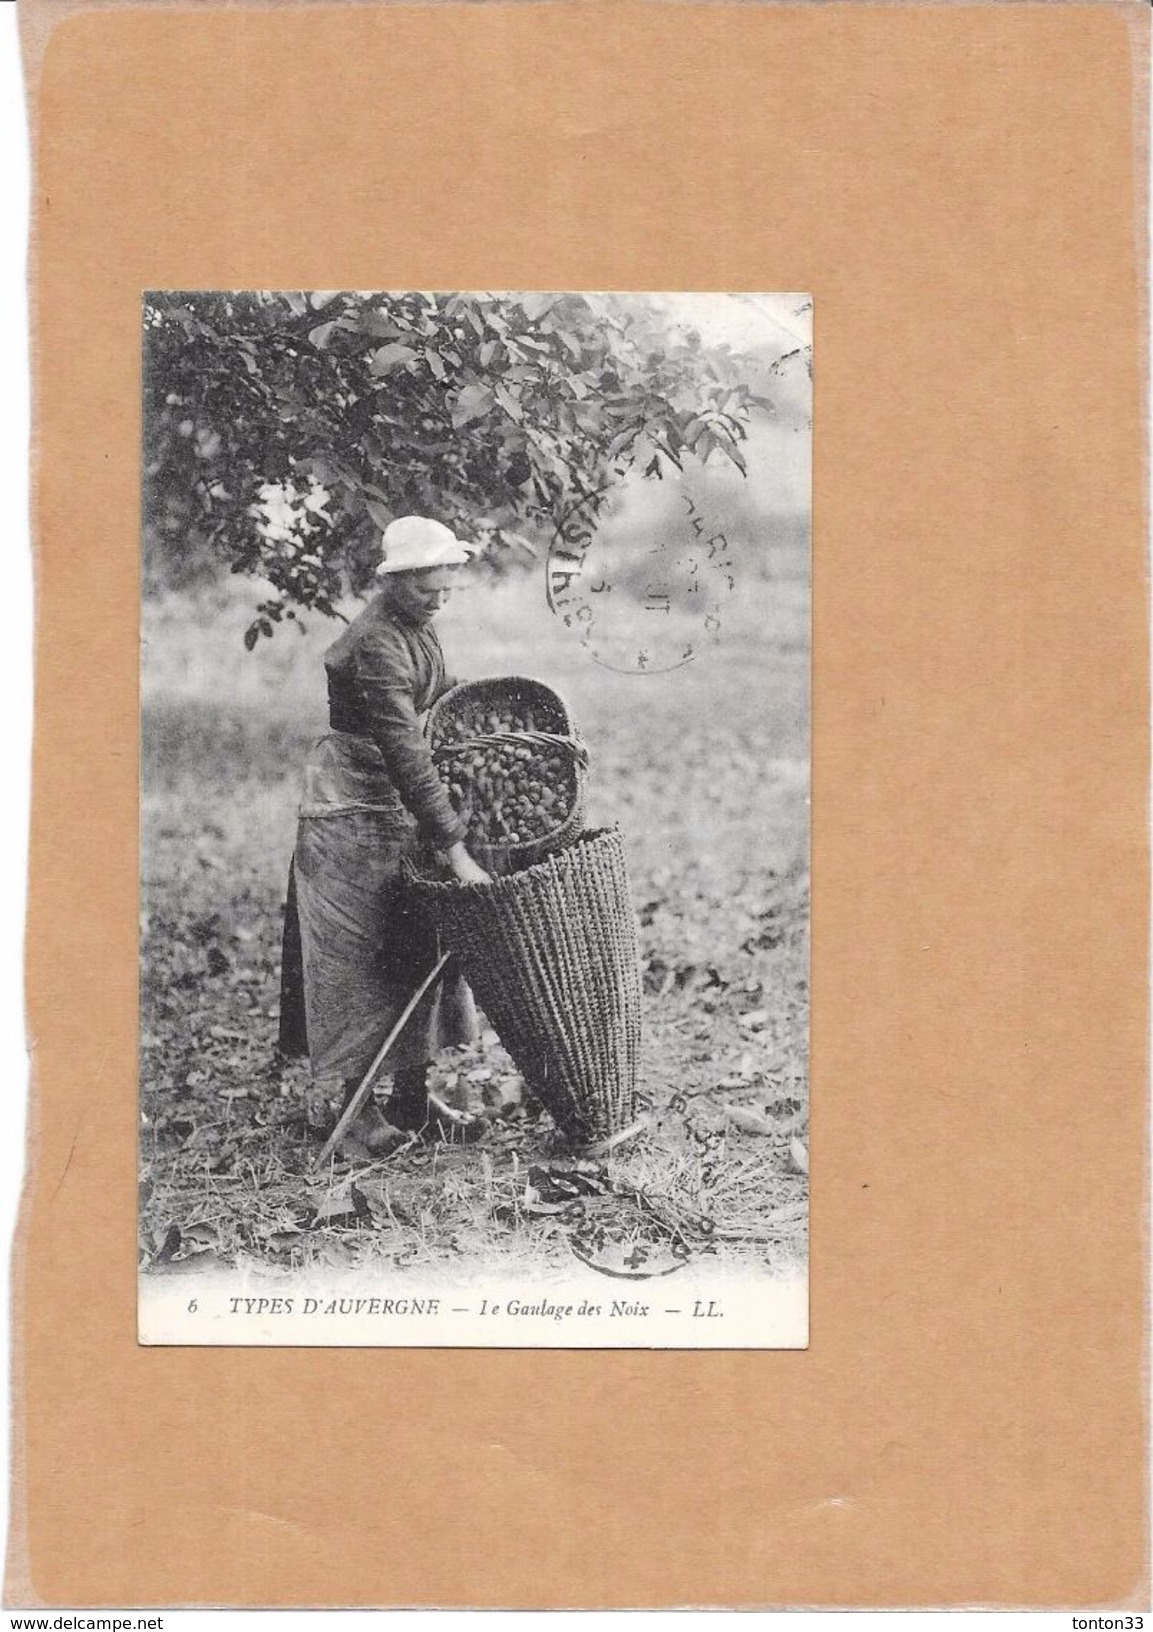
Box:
xmin=408 ymin=823 xmax=621 ymax=893
xmin=428 ymin=675 xmax=577 ymax=737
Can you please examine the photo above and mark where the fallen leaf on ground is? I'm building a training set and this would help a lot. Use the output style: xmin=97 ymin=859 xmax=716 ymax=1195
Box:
xmin=154 ymin=1223 xmax=182 ymax=1263
xmin=312 ymin=1183 xmax=366 ymax=1226
xmin=523 ymin=1185 xmax=573 ymax=1217
xmin=263 ymin=1231 xmax=304 ymax=1253
xmin=723 ymin=1104 xmax=776 ymax=1136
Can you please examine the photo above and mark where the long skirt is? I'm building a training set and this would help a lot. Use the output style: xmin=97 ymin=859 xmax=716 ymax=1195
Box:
xmin=277 ymin=809 xmax=476 ymax=1092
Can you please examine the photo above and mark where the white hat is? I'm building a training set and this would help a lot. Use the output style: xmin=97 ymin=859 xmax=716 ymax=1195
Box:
xmin=376 ymin=515 xmax=472 ymax=575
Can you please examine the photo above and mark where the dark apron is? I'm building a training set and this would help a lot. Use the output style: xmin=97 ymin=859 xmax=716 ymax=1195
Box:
xmin=277 ymin=735 xmax=476 ymax=1087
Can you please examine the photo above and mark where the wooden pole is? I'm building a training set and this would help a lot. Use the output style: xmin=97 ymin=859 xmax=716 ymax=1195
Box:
xmin=311 ymin=951 xmax=453 ymax=1170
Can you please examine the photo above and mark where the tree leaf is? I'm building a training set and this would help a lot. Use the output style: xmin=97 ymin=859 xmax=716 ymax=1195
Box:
xmin=723 ymin=1104 xmax=776 ymax=1137
xmin=711 ymin=430 xmax=748 ymax=475
xmin=369 ymin=342 xmax=418 ymax=374
xmin=451 ymin=382 xmax=495 ymax=429
xmin=308 ymin=321 xmax=337 ymax=350
xmin=493 ymin=383 xmax=523 ymax=422
xmin=364 ymin=498 xmax=392 ymax=531
xmin=358 ymin=310 xmax=406 ymax=340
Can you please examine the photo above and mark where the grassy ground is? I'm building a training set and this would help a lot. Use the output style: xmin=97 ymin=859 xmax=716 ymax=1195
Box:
xmin=140 ymin=560 xmax=809 ymax=1286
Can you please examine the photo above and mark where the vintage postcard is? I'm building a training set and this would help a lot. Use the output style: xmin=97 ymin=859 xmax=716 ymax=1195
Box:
xmin=137 ymin=289 xmax=811 ymax=1347
xmin=15 ymin=0 xmax=1148 ymax=1606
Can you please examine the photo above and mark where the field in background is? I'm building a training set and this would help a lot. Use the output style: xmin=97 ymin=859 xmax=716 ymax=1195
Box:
xmin=140 ymin=539 xmax=809 ymax=1284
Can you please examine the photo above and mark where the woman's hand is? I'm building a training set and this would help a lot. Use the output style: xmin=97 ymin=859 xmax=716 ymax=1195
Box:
xmin=446 ymin=842 xmax=491 ymax=886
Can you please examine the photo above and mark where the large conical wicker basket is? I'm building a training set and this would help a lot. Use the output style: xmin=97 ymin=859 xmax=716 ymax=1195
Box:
xmin=409 ymin=827 xmax=642 ymax=1148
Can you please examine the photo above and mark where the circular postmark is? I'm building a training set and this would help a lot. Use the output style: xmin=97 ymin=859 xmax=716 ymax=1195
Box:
xmin=545 ymin=491 xmax=737 ymax=674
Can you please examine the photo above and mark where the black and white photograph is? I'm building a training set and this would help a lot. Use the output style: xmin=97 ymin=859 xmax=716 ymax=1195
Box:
xmin=138 ymin=290 xmax=811 ymax=1347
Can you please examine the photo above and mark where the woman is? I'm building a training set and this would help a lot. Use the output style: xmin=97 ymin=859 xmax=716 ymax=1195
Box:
xmin=278 ymin=515 xmax=491 ymax=1154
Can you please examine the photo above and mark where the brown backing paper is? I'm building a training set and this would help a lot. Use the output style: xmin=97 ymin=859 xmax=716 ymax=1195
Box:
xmin=9 ymin=0 xmax=1150 ymax=1608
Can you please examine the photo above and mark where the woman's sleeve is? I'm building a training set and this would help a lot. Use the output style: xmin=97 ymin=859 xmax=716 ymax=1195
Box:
xmin=353 ymin=633 xmax=467 ymax=850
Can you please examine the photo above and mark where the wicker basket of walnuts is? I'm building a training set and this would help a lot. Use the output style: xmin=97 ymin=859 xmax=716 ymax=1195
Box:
xmin=426 ymin=675 xmax=588 ymax=876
